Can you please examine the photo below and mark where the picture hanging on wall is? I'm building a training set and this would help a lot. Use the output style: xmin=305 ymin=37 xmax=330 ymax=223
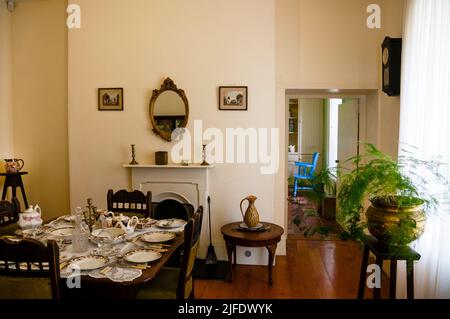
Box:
xmin=98 ymin=88 xmax=124 ymax=111
xmin=219 ymin=86 xmax=248 ymax=110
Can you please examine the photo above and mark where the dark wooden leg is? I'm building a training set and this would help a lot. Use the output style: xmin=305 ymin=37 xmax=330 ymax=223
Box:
xmin=1 ymin=182 xmax=7 ymax=200
xmin=233 ymin=245 xmax=237 ymax=268
xmin=357 ymin=245 xmax=369 ymax=299
xmin=373 ymin=256 xmax=383 ymax=299
xmin=406 ymin=260 xmax=414 ymax=299
xmin=266 ymin=244 xmax=277 ymax=285
xmin=225 ymin=241 xmax=234 ymax=283
xmin=389 ymin=260 xmax=398 ymax=299
xmin=18 ymin=180 xmax=28 ymax=209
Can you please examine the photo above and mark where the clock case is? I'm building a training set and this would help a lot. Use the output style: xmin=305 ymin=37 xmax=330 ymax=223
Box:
xmin=382 ymin=37 xmax=402 ymax=96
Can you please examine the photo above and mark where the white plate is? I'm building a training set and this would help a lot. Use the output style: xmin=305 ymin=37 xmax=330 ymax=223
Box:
xmin=21 ymin=228 xmax=45 ymax=237
xmin=49 ymin=227 xmax=74 ymax=238
xmin=69 ymin=255 xmax=109 ymax=271
xmin=156 ymin=219 xmax=186 ymax=229
xmin=63 ymin=215 xmax=77 ymax=222
xmin=124 ymin=249 xmax=162 ymax=264
xmin=91 ymin=228 xmax=125 ymax=239
xmin=141 ymin=232 xmax=176 ymax=243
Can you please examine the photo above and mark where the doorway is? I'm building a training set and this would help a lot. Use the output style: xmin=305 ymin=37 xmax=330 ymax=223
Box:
xmin=286 ymin=95 xmax=365 ymax=238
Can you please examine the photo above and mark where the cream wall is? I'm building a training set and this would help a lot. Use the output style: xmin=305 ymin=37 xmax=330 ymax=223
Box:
xmin=0 ymin=4 xmax=13 ymax=162
xmin=11 ymin=0 xmax=69 ymax=218
xmin=68 ymin=0 xmax=277 ymax=262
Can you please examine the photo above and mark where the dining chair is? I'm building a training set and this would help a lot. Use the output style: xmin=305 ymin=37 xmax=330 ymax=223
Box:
xmin=137 ymin=206 xmax=204 ymax=299
xmin=107 ymin=189 xmax=152 ymax=218
xmin=0 ymin=198 xmax=20 ymax=236
xmin=151 ymin=199 xmax=194 ymax=221
xmin=0 ymin=238 xmax=60 ymax=299
xmin=293 ymin=152 xmax=320 ymax=197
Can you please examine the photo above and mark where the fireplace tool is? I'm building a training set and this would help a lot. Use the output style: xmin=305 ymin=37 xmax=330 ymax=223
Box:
xmin=205 ymin=196 xmax=217 ymax=264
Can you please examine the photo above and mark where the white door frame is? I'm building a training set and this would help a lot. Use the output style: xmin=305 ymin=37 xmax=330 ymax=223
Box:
xmin=283 ymin=93 xmax=367 ymax=236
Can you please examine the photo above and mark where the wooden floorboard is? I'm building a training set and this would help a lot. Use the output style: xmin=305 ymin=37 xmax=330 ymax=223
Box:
xmin=194 ymin=238 xmax=390 ymax=299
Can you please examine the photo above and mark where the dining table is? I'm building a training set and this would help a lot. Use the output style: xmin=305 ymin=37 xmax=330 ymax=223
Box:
xmin=14 ymin=215 xmax=185 ymax=299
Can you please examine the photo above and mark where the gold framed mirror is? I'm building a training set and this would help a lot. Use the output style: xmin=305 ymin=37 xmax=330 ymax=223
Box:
xmin=149 ymin=78 xmax=189 ymax=142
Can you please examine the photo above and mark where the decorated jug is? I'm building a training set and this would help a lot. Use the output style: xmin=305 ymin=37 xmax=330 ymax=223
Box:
xmin=240 ymin=195 xmax=260 ymax=228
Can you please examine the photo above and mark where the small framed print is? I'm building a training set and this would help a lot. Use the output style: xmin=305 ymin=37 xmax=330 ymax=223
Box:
xmin=219 ymin=86 xmax=248 ymax=111
xmin=98 ymin=88 xmax=124 ymax=111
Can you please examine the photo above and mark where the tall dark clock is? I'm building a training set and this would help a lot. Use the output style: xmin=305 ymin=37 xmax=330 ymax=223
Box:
xmin=382 ymin=37 xmax=402 ymax=96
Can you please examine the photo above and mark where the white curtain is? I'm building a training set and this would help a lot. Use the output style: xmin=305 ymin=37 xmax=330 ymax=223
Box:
xmin=397 ymin=0 xmax=450 ymax=298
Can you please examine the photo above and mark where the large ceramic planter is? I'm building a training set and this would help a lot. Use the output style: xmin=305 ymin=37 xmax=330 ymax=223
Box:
xmin=365 ymin=196 xmax=426 ymax=246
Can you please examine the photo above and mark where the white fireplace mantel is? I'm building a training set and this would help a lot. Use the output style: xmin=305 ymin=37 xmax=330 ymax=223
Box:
xmin=123 ymin=163 xmax=214 ymax=258
xmin=122 ymin=164 xmax=215 ymax=169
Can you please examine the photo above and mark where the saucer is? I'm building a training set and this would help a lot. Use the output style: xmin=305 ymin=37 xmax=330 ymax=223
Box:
xmin=238 ymin=223 xmax=265 ymax=231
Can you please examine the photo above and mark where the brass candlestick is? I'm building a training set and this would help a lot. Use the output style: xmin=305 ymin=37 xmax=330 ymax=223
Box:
xmin=201 ymin=144 xmax=209 ymax=166
xmin=83 ymin=198 xmax=99 ymax=233
xmin=129 ymin=144 xmax=138 ymax=165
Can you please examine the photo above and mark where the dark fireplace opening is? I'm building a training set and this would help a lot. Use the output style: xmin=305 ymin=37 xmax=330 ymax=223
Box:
xmin=152 ymin=199 xmax=194 ymax=221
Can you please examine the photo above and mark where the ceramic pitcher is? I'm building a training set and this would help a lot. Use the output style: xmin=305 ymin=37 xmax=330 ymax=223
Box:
xmin=240 ymin=195 xmax=260 ymax=228
xmin=4 ymin=159 xmax=24 ymax=173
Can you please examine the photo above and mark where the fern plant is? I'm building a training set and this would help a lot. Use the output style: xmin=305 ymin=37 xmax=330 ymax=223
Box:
xmin=337 ymin=143 xmax=447 ymax=241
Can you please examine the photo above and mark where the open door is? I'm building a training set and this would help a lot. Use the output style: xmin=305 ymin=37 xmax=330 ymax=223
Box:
xmin=337 ymin=99 xmax=360 ymax=168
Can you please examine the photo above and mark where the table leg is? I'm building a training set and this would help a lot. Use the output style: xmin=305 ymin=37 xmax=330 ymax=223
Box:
xmin=225 ymin=241 xmax=235 ymax=283
xmin=406 ymin=260 xmax=414 ymax=299
xmin=373 ymin=256 xmax=383 ymax=299
xmin=233 ymin=245 xmax=237 ymax=268
xmin=389 ymin=261 xmax=397 ymax=299
xmin=19 ymin=181 xmax=29 ymax=209
xmin=266 ymin=244 xmax=277 ymax=285
xmin=1 ymin=183 xmax=7 ymax=200
xmin=357 ymin=245 xmax=369 ymax=299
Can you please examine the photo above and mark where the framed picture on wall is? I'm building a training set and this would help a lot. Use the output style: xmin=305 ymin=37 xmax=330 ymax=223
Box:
xmin=219 ymin=86 xmax=248 ymax=110
xmin=98 ymin=88 xmax=124 ymax=111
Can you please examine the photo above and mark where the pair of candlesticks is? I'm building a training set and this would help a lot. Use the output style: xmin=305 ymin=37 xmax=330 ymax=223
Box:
xmin=128 ymin=144 xmax=210 ymax=166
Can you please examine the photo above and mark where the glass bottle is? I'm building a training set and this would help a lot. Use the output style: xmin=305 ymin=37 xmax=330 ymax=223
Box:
xmin=72 ymin=214 xmax=89 ymax=253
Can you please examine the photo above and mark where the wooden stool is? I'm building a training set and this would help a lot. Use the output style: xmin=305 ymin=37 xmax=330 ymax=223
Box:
xmin=357 ymin=235 xmax=421 ymax=299
xmin=221 ymin=222 xmax=284 ymax=285
xmin=0 ymin=172 xmax=29 ymax=209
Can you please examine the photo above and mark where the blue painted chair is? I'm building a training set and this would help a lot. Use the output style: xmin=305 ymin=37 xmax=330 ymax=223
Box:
xmin=293 ymin=152 xmax=320 ymax=197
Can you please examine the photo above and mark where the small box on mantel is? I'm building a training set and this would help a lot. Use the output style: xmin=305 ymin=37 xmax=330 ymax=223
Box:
xmin=155 ymin=151 xmax=168 ymax=165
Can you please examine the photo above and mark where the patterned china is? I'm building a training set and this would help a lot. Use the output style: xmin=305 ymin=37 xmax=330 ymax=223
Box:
xmin=18 ymin=205 xmax=43 ymax=229
xmin=140 ymin=232 xmax=175 ymax=243
xmin=156 ymin=218 xmax=186 ymax=229
xmin=90 ymin=228 xmax=126 ymax=242
xmin=48 ymin=227 xmax=74 ymax=241
xmin=124 ymin=249 xmax=162 ymax=264
xmin=68 ymin=255 xmax=109 ymax=271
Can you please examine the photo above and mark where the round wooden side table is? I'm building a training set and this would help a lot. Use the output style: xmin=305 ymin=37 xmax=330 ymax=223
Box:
xmin=221 ymin=222 xmax=284 ymax=285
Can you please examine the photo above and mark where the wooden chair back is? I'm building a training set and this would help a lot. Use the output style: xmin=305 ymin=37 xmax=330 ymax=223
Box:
xmin=0 ymin=238 xmax=60 ymax=299
xmin=177 ymin=206 xmax=203 ymax=299
xmin=0 ymin=198 xmax=20 ymax=227
xmin=107 ymin=189 xmax=152 ymax=217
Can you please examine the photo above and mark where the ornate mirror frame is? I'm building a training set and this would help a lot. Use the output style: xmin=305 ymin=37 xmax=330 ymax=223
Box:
xmin=149 ymin=78 xmax=189 ymax=142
